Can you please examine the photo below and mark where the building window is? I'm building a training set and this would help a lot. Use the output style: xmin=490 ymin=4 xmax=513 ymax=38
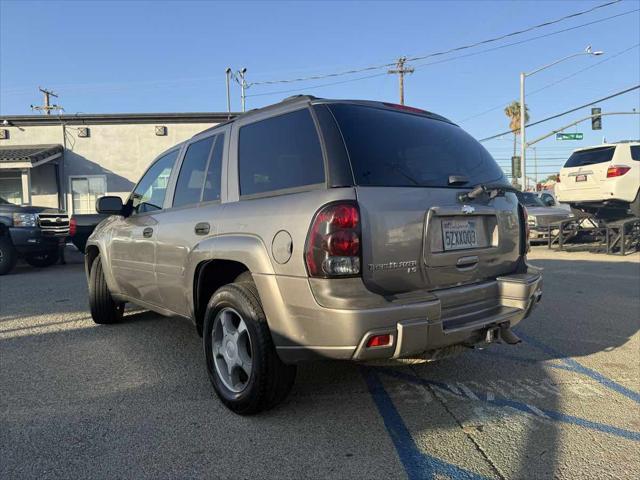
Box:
xmin=0 ymin=171 xmax=22 ymax=204
xmin=70 ymin=176 xmax=106 ymax=214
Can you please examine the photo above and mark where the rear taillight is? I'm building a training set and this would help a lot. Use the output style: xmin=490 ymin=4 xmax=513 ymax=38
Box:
xmin=305 ymin=202 xmax=361 ymax=277
xmin=69 ymin=218 xmax=77 ymax=237
xmin=606 ymin=165 xmax=631 ymax=178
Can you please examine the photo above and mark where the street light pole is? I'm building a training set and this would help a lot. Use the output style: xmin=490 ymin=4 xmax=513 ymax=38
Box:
xmin=238 ymin=68 xmax=247 ymax=113
xmin=518 ymin=46 xmax=603 ymax=191
xmin=225 ymin=68 xmax=232 ymax=119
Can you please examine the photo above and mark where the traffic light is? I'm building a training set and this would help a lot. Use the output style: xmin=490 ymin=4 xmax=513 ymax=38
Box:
xmin=591 ymin=107 xmax=602 ymax=130
xmin=511 ymin=156 xmax=521 ymax=178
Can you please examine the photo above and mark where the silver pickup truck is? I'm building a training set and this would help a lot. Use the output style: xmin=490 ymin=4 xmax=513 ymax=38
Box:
xmin=85 ymin=96 xmax=542 ymax=414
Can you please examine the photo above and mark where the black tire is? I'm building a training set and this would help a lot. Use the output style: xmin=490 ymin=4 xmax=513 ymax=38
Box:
xmin=203 ymin=282 xmax=296 ymax=415
xmin=24 ymin=249 xmax=59 ymax=268
xmin=72 ymin=237 xmax=87 ymax=254
xmin=89 ymin=256 xmax=124 ymax=324
xmin=630 ymin=190 xmax=640 ymax=218
xmin=0 ymin=236 xmax=17 ymax=275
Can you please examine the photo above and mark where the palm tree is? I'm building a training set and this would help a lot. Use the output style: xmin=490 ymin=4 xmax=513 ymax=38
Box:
xmin=504 ymin=100 xmax=530 ymax=158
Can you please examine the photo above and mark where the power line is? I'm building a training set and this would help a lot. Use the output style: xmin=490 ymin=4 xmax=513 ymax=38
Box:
xmin=247 ymin=7 xmax=637 ymax=99
xmin=479 ymin=84 xmax=640 ymax=142
xmin=458 ymin=42 xmax=640 ymax=123
xmin=405 ymin=0 xmax=623 ymax=64
xmin=247 ymin=0 xmax=622 ymax=87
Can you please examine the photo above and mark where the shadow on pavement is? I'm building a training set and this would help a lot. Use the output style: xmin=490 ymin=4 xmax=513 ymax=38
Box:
xmin=1 ymin=255 xmax=638 ymax=478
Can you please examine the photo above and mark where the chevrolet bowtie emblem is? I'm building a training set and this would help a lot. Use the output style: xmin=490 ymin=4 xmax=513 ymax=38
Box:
xmin=461 ymin=205 xmax=475 ymax=214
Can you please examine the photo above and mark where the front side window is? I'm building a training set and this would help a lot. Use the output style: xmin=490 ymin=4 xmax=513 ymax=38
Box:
xmin=173 ymin=136 xmax=215 ymax=208
xmin=239 ymin=109 xmax=325 ymax=196
xmin=131 ymin=149 xmax=178 ymax=214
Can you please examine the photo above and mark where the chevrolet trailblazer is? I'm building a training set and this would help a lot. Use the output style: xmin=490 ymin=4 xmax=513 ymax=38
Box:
xmin=85 ymin=96 xmax=542 ymax=414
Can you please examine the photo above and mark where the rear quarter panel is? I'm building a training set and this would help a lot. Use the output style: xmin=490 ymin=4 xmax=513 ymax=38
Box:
xmin=214 ymin=188 xmax=357 ymax=277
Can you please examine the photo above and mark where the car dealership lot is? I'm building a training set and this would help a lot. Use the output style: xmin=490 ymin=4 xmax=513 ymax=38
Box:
xmin=1 ymin=248 xmax=638 ymax=479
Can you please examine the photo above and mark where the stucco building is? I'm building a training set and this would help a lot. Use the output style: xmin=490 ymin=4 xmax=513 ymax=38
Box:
xmin=0 ymin=112 xmax=232 ymax=213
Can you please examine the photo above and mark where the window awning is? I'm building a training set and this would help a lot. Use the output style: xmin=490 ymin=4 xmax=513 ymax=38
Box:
xmin=0 ymin=144 xmax=63 ymax=169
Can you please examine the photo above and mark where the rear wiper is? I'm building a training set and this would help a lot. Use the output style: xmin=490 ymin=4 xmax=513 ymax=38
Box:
xmin=457 ymin=183 xmax=519 ymax=202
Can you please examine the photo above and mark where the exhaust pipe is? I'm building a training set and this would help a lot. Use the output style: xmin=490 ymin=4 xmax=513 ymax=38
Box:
xmin=499 ymin=324 xmax=522 ymax=345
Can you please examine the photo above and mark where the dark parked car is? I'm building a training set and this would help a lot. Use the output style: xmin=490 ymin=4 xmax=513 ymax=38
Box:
xmin=0 ymin=196 xmax=69 ymax=275
xmin=70 ymin=214 xmax=108 ymax=253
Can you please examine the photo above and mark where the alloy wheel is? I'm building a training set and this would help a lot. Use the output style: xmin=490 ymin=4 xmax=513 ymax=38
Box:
xmin=211 ymin=307 xmax=253 ymax=393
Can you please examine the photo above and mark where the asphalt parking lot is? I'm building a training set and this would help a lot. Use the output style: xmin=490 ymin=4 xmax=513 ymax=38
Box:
xmin=1 ymin=247 xmax=639 ymax=479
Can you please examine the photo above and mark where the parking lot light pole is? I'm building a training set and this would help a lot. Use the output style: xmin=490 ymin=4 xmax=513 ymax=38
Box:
xmin=519 ymin=46 xmax=603 ymax=191
xmin=225 ymin=68 xmax=232 ymax=119
xmin=238 ymin=68 xmax=247 ymax=113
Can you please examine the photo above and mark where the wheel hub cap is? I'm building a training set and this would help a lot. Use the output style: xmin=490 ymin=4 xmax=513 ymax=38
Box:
xmin=211 ymin=307 xmax=253 ymax=393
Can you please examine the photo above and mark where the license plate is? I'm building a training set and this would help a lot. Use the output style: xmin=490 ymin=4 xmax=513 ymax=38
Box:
xmin=575 ymin=174 xmax=587 ymax=182
xmin=442 ymin=219 xmax=479 ymax=251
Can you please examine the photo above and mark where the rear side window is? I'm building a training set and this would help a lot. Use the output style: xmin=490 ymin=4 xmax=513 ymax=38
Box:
xmin=328 ymin=104 xmax=504 ymax=187
xmin=202 ymin=134 xmax=225 ymax=202
xmin=173 ymin=136 xmax=215 ymax=208
xmin=239 ymin=109 xmax=325 ymax=196
xmin=630 ymin=145 xmax=640 ymax=161
xmin=564 ymin=146 xmax=615 ymax=167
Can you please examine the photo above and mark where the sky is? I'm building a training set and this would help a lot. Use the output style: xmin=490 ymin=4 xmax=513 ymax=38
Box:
xmin=1 ymin=0 xmax=639 ymax=180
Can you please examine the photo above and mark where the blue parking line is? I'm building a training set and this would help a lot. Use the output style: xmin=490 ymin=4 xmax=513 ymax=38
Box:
xmin=361 ymin=367 xmax=490 ymax=480
xmin=473 ymin=349 xmax=575 ymax=372
xmin=378 ymin=367 xmax=640 ymax=443
xmin=517 ymin=331 xmax=640 ymax=405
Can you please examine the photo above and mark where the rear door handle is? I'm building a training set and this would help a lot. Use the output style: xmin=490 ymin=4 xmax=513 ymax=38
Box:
xmin=195 ymin=222 xmax=210 ymax=235
xmin=142 ymin=227 xmax=153 ymax=238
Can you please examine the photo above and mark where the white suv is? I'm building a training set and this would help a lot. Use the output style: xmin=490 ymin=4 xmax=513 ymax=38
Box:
xmin=556 ymin=142 xmax=640 ymax=218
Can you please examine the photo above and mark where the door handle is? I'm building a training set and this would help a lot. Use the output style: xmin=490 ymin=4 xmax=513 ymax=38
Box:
xmin=195 ymin=222 xmax=210 ymax=235
xmin=143 ymin=227 xmax=153 ymax=238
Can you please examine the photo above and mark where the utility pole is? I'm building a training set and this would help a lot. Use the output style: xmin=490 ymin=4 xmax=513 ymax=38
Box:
xmin=532 ymin=146 xmax=538 ymax=189
xmin=519 ymin=72 xmax=526 ymax=191
xmin=30 ymin=87 xmax=63 ymax=115
xmin=388 ymin=57 xmax=414 ymax=105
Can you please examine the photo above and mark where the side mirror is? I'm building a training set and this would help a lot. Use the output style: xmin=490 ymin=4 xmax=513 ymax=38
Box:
xmin=96 ymin=196 xmax=124 ymax=215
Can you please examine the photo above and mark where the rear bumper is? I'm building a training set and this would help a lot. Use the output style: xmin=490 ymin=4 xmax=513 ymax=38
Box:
xmin=256 ymin=266 xmax=542 ymax=364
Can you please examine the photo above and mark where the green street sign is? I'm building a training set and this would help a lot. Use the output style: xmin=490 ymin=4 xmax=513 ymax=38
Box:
xmin=556 ymin=133 xmax=584 ymax=140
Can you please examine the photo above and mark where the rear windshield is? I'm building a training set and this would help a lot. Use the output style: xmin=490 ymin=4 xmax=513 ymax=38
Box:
xmin=564 ymin=146 xmax=615 ymax=167
xmin=329 ymin=104 xmax=504 ymax=188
